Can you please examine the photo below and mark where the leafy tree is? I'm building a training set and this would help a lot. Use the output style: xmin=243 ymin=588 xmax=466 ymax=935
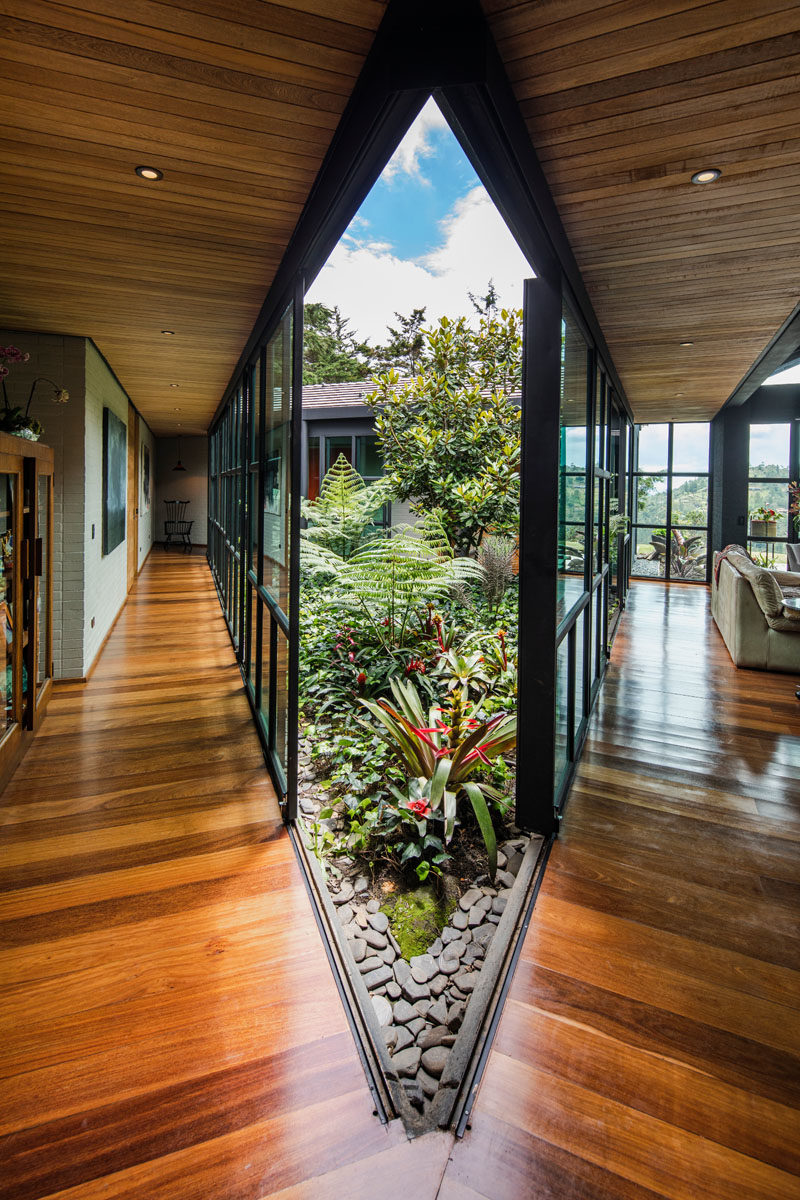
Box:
xmin=303 ymin=302 xmax=373 ymax=383
xmin=366 ymin=307 xmax=522 ymax=556
xmin=373 ymin=308 xmax=427 ymax=375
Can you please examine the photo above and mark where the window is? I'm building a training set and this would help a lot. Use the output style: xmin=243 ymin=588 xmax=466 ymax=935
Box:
xmin=747 ymin=423 xmax=792 ymax=567
xmin=631 ymin=423 xmax=710 ymax=582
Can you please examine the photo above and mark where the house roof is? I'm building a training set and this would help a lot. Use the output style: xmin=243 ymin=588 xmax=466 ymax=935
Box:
xmin=2 ymin=1 xmax=800 ymax=432
xmin=301 ymin=380 xmax=374 ymax=413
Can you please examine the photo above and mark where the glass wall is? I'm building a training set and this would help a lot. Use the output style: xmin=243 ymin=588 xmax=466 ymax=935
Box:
xmin=553 ymin=298 xmax=629 ymax=811
xmin=630 ymin=422 xmax=710 ymax=582
xmin=209 ymin=297 xmax=300 ymax=807
xmin=747 ymin=423 xmax=792 ymax=568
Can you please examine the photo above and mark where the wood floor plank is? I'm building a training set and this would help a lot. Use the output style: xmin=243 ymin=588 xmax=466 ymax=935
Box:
xmin=445 ymin=581 xmax=800 ymax=1199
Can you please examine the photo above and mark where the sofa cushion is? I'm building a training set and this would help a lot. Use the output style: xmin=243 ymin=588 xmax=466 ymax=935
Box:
xmin=731 ymin=555 xmax=784 ymax=618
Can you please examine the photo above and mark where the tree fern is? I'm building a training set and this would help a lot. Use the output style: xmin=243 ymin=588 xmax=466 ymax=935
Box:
xmin=302 ymin=454 xmax=390 ymax=563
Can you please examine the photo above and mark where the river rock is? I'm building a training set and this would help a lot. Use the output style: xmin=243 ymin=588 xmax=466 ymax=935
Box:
xmin=364 ymin=964 xmax=393 ymax=989
xmin=421 ymin=1046 xmax=449 ymax=1078
xmin=392 ymin=1047 xmax=421 ymax=1078
xmin=367 ymin=912 xmax=389 ymax=933
xmin=393 ymin=999 xmax=418 ymax=1025
xmin=410 ymin=954 xmax=438 ymax=983
xmin=363 ymin=928 xmax=388 ymax=950
xmin=459 ymin=888 xmax=483 ymax=911
xmin=350 ymin=938 xmax=367 ymax=963
xmin=372 ymin=994 xmax=393 ymax=1026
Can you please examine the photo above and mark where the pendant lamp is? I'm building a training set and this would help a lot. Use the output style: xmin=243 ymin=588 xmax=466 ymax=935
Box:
xmin=172 ymin=435 xmax=187 ymax=471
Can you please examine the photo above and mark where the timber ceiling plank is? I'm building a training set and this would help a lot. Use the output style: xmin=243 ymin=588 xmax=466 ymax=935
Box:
xmin=0 ymin=0 xmax=387 ymax=434
xmin=483 ymin=0 xmax=800 ymax=422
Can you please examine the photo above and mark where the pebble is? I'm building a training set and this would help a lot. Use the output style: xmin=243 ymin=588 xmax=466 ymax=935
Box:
xmin=385 ymin=981 xmax=401 ymax=1000
xmin=367 ymin=912 xmax=389 ymax=934
xmin=429 ymin=974 xmax=449 ymax=996
xmin=451 ymin=910 xmax=469 ymax=930
xmin=337 ymin=904 xmax=354 ymax=925
xmin=506 ymin=851 xmax=524 ymax=876
xmin=394 ymin=1025 xmax=415 ymax=1053
xmin=492 ymin=895 xmax=508 ymax=916
xmin=472 ymin=923 xmax=495 ymax=946
xmin=392 ymin=1047 xmax=421 ymax=1078
xmin=459 ymin=888 xmax=483 ymax=911
xmin=406 ymin=1017 xmax=426 ymax=1037
xmin=378 ymin=946 xmax=396 ymax=965
xmin=467 ymin=905 xmax=486 ymax=927
xmin=463 ymin=943 xmax=485 ymax=965
xmin=401 ymin=976 xmax=430 ymax=1003
xmin=394 ymin=959 xmax=411 ymax=986
xmin=366 ymin=898 xmax=381 ymax=914
xmin=363 ymin=928 xmax=388 ymax=950
xmin=410 ymin=954 xmax=438 ymax=983
xmin=364 ymin=964 xmax=393 ymax=989
xmin=354 ymin=875 xmax=370 ymax=894
xmin=421 ymin=1046 xmax=449 ymax=1078
xmin=437 ymin=954 xmax=460 ymax=977
xmin=417 ymin=1068 xmax=439 ymax=1098
xmin=494 ymin=869 xmax=516 ymax=889
xmin=372 ymin=994 xmax=393 ymax=1026
xmin=350 ymin=938 xmax=367 ymax=963
xmin=452 ymin=970 xmax=476 ymax=994
xmin=447 ymin=1001 xmax=465 ymax=1031
xmin=359 ymin=955 xmax=383 ymax=975
xmin=427 ymin=998 xmax=448 ymax=1026
xmin=441 ymin=927 xmax=461 ymax=944
xmin=418 ymin=1024 xmax=453 ymax=1050
xmin=428 ymin=937 xmax=443 ymax=957
xmin=414 ymin=999 xmax=432 ymax=1018
xmin=332 ymin=881 xmax=354 ymax=905
xmin=393 ymin=999 xmax=418 ymax=1025
xmin=383 ymin=1025 xmax=398 ymax=1050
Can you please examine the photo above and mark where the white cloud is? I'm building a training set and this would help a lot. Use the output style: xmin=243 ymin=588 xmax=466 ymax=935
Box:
xmin=307 ymin=186 xmax=533 ymax=346
xmin=382 ymin=97 xmax=449 ymax=184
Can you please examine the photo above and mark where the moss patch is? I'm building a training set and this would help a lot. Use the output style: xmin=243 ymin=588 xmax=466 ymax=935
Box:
xmin=380 ymin=886 xmax=456 ymax=960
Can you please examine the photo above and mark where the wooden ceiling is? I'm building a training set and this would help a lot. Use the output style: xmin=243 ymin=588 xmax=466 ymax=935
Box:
xmin=2 ymin=1 xmax=799 ymax=432
xmin=484 ymin=0 xmax=800 ymax=422
xmin=0 ymin=0 xmax=386 ymax=435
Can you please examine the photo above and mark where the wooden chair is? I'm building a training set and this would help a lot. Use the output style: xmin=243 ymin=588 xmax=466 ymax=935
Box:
xmin=163 ymin=499 xmax=193 ymax=552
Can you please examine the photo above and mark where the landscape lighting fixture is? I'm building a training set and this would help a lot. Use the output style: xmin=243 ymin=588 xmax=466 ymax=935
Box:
xmin=690 ymin=168 xmax=721 ymax=184
xmin=135 ymin=165 xmax=163 ymax=181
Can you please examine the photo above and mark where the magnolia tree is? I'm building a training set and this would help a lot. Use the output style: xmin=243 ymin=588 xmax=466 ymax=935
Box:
xmin=365 ymin=308 xmax=522 ymax=556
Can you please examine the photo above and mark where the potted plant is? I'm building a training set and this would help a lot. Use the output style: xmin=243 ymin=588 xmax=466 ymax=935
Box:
xmin=749 ymin=506 xmax=780 ymax=538
xmin=0 ymin=345 xmax=69 ymax=441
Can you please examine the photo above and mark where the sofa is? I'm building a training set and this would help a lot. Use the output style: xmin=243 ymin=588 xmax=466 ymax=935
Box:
xmin=711 ymin=545 xmax=800 ymax=673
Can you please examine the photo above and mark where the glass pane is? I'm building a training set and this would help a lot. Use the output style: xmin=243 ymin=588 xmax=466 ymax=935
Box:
xmin=248 ymin=586 xmax=259 ymax=690
xmin=672 ymin=423 xmax=709 ymax=473
xmin=325 ymin=435 xmax=352 ymax=473
xmin=574 ymin=611 xmax=586 ymax=726
xmin=37 ymin=474 xmax=50 ymax=690
xmin=259 ymin=602 xmax=272 ymax=731
xmin=275 ymin=628 xmax=289 ymax=775
xmin=0 ymin=474 xmax=15 ymax=731
xmin=595 ymin=369 xmax=604 ymax=470
xmin=748 ymin=540 xmax=786 ymax=570
xmin=558 ymin=304 xmax=588 ymax=617
xmin=637 ymin=424 xmax=668 ymax=472
xmin=749 ymin=423 xmax=790 ymax=475
xmin=262 ymin=309 xmax=292 ymax=612
xmin=554 ymin=635 xmax=569 ymax=790
xmin=636 ymin=476 xmax=667 ymax=525
xmin=672 ymin=477 xmax=708 ymax=527
xmin=669 ymin=529 xmax=707 ymax=581
xmin=356 ymin=435 xmax=382 ymax=479
xmin=632 ymin=528 xmax=666 ymax=578
xmin=594 ymin=586 xmax=604 ymax=684
xmin=748 ymin=482 xmax=788 ymax=538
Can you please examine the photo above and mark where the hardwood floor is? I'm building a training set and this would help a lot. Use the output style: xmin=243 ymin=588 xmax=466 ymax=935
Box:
xmin=449 ymin=581 xmax=800 ymax=1199
xmin=2 ymin=564 xmax=799 ymax=1198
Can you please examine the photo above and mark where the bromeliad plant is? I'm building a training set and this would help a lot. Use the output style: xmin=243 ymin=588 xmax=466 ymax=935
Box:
xmin=361 ymin=677 xmax=516 ymax=879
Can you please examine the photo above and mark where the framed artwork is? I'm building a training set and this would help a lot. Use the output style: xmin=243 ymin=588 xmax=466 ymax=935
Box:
xmin=102 ymin=407 xmax=126 ymax=555
xmin=141 ymin=443 xmax=151 ymax=513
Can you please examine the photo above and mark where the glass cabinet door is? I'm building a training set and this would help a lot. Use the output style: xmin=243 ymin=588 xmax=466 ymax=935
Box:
xmin=0 ymin=466 xmax=22 ymax=766
xmin=35 ymin=464 xmax=54 ymax=711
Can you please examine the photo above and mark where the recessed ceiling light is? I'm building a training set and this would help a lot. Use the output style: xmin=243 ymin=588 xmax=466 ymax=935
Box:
xmin=135 ymin=165 xmax=163 ymax=181
xmin=161 ymin=329 xmax=175 ymax=336
xmin=675 ymin=392 xmax=685 ymax=397
xmin=691 ymin=168 xmax=721 ymax=185
xmin=679 ymin=341 xmax=694 ymax=347
xmin=169 ymin=383 xmax=180 ymax=388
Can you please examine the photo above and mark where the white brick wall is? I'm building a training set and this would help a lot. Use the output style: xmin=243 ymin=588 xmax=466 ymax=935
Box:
xmin=83 ymin=343 xmax=131 ymax=673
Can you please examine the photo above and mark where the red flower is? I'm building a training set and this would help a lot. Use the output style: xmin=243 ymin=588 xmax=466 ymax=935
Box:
xmin=348 ymin=651 xmax=355 ymax=662
xmin=357 ymin=671 xmax=367 ymax=687
xmin=406 ymin=798 xmax=431 ymax=819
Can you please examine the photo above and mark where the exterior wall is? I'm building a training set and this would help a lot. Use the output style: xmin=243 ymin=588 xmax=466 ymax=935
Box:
xmin=154 ymin=436 xmax=208 ymax=547
xmin=82 ymin=342 xmax=131 ymax=673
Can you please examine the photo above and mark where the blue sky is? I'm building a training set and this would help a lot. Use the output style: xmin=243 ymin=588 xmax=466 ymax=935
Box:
xmin=306 ymin=99 xmax=532 ymax=345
